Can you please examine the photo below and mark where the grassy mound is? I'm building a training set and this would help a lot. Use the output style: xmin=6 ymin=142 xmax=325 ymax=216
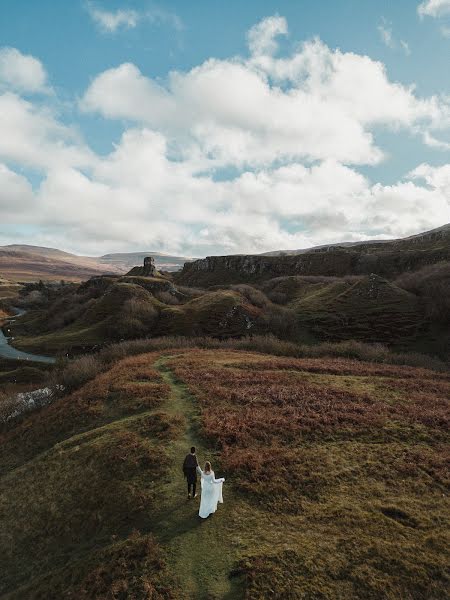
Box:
xmin=158 ymin=290 xmax=262 ymax=338
xmin=10 ymin=281 xmax=162 ymax=354
xmin=0 ymin=354 xmax=183 ymax=598
xmin=8 ymin=261 xmax=450 ymax=360
xmin=290 ymin=274 xmax=423 ymax=343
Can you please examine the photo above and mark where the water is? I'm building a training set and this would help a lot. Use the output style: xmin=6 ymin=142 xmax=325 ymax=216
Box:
xmin=0 ymin=311 xmax=56 ymax=364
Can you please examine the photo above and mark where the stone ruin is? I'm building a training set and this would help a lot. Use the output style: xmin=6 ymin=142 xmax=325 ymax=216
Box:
xmin=126 ymin=256 xmax=157 ymax=277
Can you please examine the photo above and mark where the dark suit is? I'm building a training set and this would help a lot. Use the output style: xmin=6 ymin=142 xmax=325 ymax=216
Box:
xmin=183 ymin=453 xmax=199 ymax=496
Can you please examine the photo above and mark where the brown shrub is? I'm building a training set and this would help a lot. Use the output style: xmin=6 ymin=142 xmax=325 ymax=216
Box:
xmin=154 ymin=290 xmax=180 ymax=305
xmin=396 ymin=263 xmax=450 ymax=322
xmin=57 ymin=355 xmax=103 ymax=391
xmin=230 ymin=285 xmax=270 ymax=308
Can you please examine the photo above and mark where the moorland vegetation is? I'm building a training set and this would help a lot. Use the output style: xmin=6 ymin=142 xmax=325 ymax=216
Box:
xmin=1 ymin=349 xmax=448 ymax=599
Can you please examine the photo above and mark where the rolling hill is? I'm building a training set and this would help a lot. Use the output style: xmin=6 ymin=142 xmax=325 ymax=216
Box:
xmin=0 ymin=276 xmax=21 ymax=300
xmin=0 ymin=245 xmax=195 ymax=282
xmin=260 ymin=223 xmax=450 ymax=256
xmin=0 ymin=247 xmax=121 ymax=282
xmin=6 ymin=266 xmax=449 ymax=361
xmin=1 ymin=348 xmax=448 ymax=598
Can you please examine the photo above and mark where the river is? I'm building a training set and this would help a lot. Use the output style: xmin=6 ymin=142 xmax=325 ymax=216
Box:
xmin=0 ymin=309 xmax=56 ymax=364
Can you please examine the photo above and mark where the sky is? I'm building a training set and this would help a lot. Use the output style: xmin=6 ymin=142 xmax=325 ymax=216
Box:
xmin=0 ymin=0 xmax=449 ymax=257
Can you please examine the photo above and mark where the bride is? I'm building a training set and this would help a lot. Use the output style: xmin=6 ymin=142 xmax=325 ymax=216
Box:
xmin=197 ymin=461 xmax=225 ymax=519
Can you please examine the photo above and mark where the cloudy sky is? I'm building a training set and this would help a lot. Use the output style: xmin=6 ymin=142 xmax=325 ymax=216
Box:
xmin=0 ymin=0 xmax=449 ymax=257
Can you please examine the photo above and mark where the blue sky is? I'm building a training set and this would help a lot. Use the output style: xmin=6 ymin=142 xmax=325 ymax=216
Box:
xmin=0 ymin=0 xmax=449 ymax=255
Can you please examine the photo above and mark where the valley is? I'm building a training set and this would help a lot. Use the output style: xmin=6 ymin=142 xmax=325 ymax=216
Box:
xmin=0 ymin=224 xmax=449 ymax=599
xmin=0 ymin=245 xmax=195 ymax=283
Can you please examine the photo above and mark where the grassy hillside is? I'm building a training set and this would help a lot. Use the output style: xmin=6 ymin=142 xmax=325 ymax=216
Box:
xmin=0 ymin=354 xmax=184 ymax=598
xmin=0 ymin=247 xmax=120 ymax=282
xmin=0 ymin=276 xmax=21 ymax=301
xmin=288 ymin=274 xmax=423 ymax=343
xmin=1 ymin=349 xmax=448 ymax=598
xmin=8 ymin=279 xmax=268 ymax=355
xmin=0 ymin=245 xmax=195 ymax=281
xmin=6 ymin=260 xmax=449 ymax=360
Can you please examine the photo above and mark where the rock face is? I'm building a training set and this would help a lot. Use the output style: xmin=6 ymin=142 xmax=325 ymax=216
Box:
xmin=126 ymin=257 xmax=157 ymax=277
xmin=176 ymin=226 xmax=450 ymax=286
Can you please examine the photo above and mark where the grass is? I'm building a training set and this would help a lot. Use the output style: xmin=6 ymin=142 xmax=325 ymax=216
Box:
xmin=0 ymin=353 xmax=184 ymax=598
xmin=152 ymin=357 xmax=241 ymax=599
xmin=167 ymin=350 xmax=450 ymax=599
xmin=0 ymin=351 xmax=243 ymax=599
xmin=287 ymin=275 xmax=424 ymax=344
xmin=8 ymin=264 xmax=450 ymax=362
xmin=1 ymin=348 xmax=449 ymax=598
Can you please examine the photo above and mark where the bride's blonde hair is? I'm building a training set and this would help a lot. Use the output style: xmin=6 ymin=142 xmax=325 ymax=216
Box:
xmin=204 ymin=461 xmax=212 ymax=473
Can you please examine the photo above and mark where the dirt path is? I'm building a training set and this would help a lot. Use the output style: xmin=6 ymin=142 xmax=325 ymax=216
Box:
xmin=153 ymin=356 xmax=242 ymax=600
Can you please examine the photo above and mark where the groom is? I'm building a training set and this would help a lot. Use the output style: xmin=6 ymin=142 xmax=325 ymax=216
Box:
xmin=182 ymin=446 xmax=199 ymax=499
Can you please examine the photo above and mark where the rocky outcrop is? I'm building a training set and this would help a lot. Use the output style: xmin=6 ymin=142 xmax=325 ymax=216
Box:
xmin=176 ymin=226 xmax=450 ymax=286
xmin=126 ymin=257 xmax=157 ymax=277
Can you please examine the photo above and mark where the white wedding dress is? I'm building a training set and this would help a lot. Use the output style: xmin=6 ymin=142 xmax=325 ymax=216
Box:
xmin=197 ymin=467 xmax=225 ymax=518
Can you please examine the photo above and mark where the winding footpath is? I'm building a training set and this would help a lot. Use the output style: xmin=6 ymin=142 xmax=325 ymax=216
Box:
xmin=153 ymin=356 xmax=242 ymax=600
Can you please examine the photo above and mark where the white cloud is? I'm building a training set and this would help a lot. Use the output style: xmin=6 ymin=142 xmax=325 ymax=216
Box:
xmin=418 ymin=0 xmax=450 ymax=17
xmin=1 ymin=17 xmax=449 ymax=256
xmin=378 ymin=20 xmax=411 ymax=55
xmin=86 ymin=3 xmax=139 ymax=33
xmin=0 ymin=92 xmax=94 ymax=170
xmin=85 ymin=2 xmax=183 ymax=34
xmin=400 ymin=40 xmax=411 ymax=55
xmin=378 ymin=22 xmax=395 ymax=48
xmin=247 ymin=15 xmax=288 ymax=56
xmin=0 ymin=47 xmax=49 ymax=93
xmin=422 ymin=131 xmax=450 ymax=150
xmin=0 ymin=163 xmax=34 ymax=219
xmin=6 ymin=125 xmax=449 ymax=255
xmin=81 ymin=25 xmax=449 ymax=168
xmin=409 ymin=162 xmax=450 ymax=192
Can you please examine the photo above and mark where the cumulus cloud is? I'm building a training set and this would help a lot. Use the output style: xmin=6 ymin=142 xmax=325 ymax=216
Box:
xmin=418 ymin=0 xmax=450 ymax=17
xmin=0 ymin=47 xmax=49 ymax=93
xmin=247 ymin=15 xmax=288 ymax=56
xmin=1 ymin=16 xmax=449 ymax=255
xmin=6 ymin=124 xmax=449 ymax=255
xmin=0 ymin=92 xmax=94 ymax=170
xmin=81 ymin=27 xmax=449 ymax=169
xmin=0 ymin=163 xmax=34 ymax=219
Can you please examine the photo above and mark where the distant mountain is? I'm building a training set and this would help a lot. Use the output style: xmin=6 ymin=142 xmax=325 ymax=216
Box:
xmin=177 ymin=224 xmax=450 ymax=286
xmin=260 ymin=224 xmax=450 ymax=256
xmin=0 ymin=245 xmax=196 ymax=282
xmin=0 ymin=248 xmax=118 ymax=283
xmin=97 ymin=251 xmax=196 ymax=273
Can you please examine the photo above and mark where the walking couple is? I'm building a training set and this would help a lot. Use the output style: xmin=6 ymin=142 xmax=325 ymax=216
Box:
xmin=182 ymin=446 xmax=225 ymax=519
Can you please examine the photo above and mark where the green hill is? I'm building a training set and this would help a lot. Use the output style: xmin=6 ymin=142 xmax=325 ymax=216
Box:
xmin=288 ymin=274 xmax=423 ymax=343
xmin=6 ymin=258 xmax=449 ymax=361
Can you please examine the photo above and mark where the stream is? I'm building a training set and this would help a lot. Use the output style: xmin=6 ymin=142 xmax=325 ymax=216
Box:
xmin=0 ymin=309 xmax=56 ymax=364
